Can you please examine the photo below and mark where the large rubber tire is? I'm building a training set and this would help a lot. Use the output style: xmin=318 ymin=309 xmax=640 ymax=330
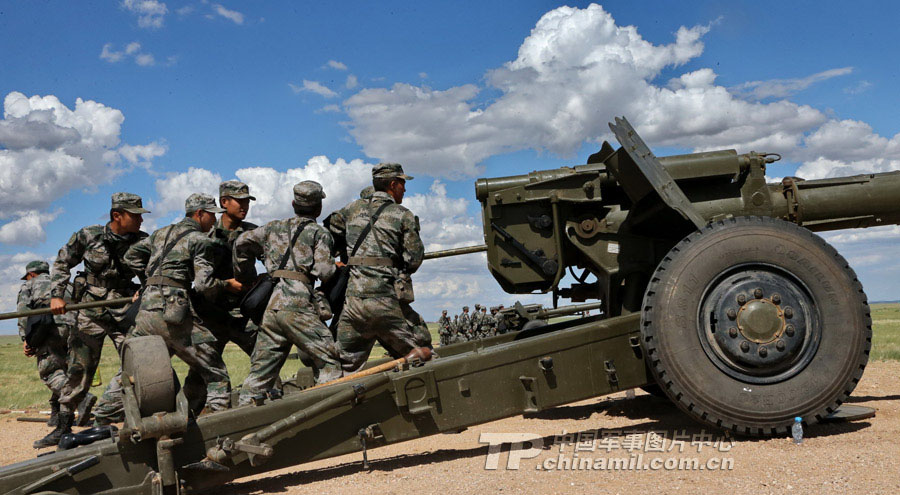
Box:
xmin=122 ymin=336 xmax=177 ymax=417
xmin=641 ymin=217 xmax=871 ymax=436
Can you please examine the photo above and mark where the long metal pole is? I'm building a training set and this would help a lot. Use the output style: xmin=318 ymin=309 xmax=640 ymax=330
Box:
xmin=0 ymin=297 xmax=132 ymax=321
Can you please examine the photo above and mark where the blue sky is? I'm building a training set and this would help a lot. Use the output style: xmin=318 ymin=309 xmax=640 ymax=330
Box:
xmin=1 ymin=1 xmax=899 ymax=331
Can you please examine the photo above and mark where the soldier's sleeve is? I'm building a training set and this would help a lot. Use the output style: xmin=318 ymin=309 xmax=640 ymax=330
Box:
xmin=400 ymin=210 xmax=425 ymax=274
xmin=191 ymin=236 xmax=226 ymax=301
xmin=233 ymin=226 xmax=266 ymax=284
xmin=50 ymin=229 xmax=87 ymax=298
xmin=311 ymin=227 xmax=336 ymax=283
xmin=124 ymin=236 xmax=152 ymax=285
xmin=16 ymin=282 xmax=31 ymax=340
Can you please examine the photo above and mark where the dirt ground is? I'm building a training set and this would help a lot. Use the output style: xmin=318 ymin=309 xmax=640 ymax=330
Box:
xmin=2 ymin=361 xmax=900 ymax=495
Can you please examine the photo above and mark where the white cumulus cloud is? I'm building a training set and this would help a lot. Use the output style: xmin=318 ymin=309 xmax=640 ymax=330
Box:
xmin=212 ymin=3 xmax=244 ymax=24
xmin=730 ymin=67 xmax=853 ymax=101
xmin=289 ymin=80 xmax=338 ymax=98
xmin=327 ymin=60 xmax=348 ymax=71
xmin=0 ymin=91 xmax=165 ymax=243
xmin=99 ymin=41 xmax=163 ymax=67
xmin=0 ymin=210 xmax=61 ymax=246
xmin=122 ymin=0 xmax=168 ymax=29
xmin=342 ymin=4 xmax=898 ymax=184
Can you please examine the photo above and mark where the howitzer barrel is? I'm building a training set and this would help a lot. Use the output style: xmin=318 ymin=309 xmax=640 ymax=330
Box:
xmin=536 ymin=301 xmax=605 ymax=319
xmin=773 ymin=171 xmax=900 ymax=231
xmin=0 ymin=297 xmax=132 ymax=321
xmin=475 ymin=150 xmax=746 ymax=200
xmin=423 ymin=244 xmax=488 ymax=260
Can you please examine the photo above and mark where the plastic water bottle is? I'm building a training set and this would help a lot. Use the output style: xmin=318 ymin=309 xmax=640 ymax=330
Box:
xmin=791 ymin=417 xmax=803 ymax=444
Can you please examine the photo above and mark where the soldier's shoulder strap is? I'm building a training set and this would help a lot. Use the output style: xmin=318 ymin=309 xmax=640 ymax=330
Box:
xmin=349 ymin=200 xmax=392 ymax=258
xmin=100 ymin=236 xmax=130 ymax=279
xmin=147 ymin=226 xmax=194 ymax=277
xmin=278 ymin=220 xmax=310 ymax=271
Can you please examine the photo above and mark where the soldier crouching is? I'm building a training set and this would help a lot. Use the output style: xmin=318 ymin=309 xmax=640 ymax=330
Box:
xmin=234 ymin=181 xmax=342 ymax=405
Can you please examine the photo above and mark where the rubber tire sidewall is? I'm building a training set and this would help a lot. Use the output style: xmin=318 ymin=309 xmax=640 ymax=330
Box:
xmin=642 ymin=217 xmax=870 ymax=436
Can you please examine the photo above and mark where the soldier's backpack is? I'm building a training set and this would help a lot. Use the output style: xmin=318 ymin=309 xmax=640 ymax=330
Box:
xmin=24 ymin=312 xmax=55 ymax=348
xmin=240 ymin=222 xmax=309 ymax=325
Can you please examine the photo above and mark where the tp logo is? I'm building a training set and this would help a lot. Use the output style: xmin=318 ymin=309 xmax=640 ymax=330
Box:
xmin=479 ymin=433 xmax=544 ymax=470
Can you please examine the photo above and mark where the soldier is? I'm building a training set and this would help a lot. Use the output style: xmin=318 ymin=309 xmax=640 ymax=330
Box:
xmin=234 ymin=181 xmax=341 ymax=403
xmin=458 ymin=306 xmax=470 ymax=340
xmin=489 ymin=306 xmax=501 ymax=334
xmin=438 ymin=309 xmax=451 ymax=345
xmin=479 ymin=306 xmax=495 ymax=338
xmin=470 ymin=304 xmax=483 ymax=339
xmin=329 ymin=163 xmax=431 ymax=372
xmin=183 ymin=180 xmax=260 ymax=413
xmin=17 ymin=261 xmax=82 ymax=448
xmin=46 ymin=193 xmax=148 ymax=446
xmin=123 ymin=193 xmax=240 ymax=414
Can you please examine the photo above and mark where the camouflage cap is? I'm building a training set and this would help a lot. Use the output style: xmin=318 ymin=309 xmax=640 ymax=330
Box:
xmin=372 ymin=162 xmax=413 ymax=181
xmin=474 ymin=304 xmax=481 ymax=309
xmin=441 ymin=309 xmax=448 ymax=314
xmin=462 ymin=306 xmax=469 ymax=311
xmin=359 ymin=186 xmax=375 ymax=199
xmin=111 ymin=192 xmax=150 ymax=214
xmin=293 ymin=181 xmax=326 ymax=207
xmin=21 ymin=260 xmax=49 ymax=280
xmin=185 ymin=193 xmax=225 ymax=214
xmin=219 ymin=180 xmax=256 ymax=201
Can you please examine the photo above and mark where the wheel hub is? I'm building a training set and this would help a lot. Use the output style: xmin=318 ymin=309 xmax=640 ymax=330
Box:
xmin=698 ymin=264 xmax=820 ymax=384
xmin=737 ymin=300 xmax=783 ymax=343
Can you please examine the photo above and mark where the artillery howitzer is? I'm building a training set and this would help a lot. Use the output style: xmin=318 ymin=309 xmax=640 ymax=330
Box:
xmin=1 ymin=117 xmax=895 ymax=494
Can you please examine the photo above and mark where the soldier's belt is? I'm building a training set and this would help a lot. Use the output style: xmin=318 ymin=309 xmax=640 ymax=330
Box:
xmin=271 ymin=270 xmax=312 ymax=284
xmin=145 ymin=276 xmax=191 ymax=290
xmin=347 ymin=256 xmax=395 ymax=267
xmin=85 ymin=273 xmax=136 ymax=290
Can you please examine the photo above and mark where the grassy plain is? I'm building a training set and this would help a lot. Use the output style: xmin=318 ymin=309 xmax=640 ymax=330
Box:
xmin=0 ymin=306 xmax=896 ymax=410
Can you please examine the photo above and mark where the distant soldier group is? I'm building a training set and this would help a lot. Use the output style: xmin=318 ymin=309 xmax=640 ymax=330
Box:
xmin=437 ymin=304 xmax=507 ymax=345
xmin=17 ymin=162 xmax=432 ymax=448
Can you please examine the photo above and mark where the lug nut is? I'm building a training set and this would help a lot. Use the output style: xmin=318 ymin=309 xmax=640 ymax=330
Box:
xmin=785 ymin=324 xmax=795 ymax=337
xmin=753 ymin=288 xmax=763 ymax=299
xmin=740 ymin=341 xmax=750 ymax=352
xmin=726 ymin=309 xmax=737 ymax=320
xmin=784 ymin=307 xmax=794 ymax=319
xmin=758 ymin=346 xmax=768 ymax=357
xmin=776 ymin=340 xmax=786 ymax=351
xmin=729 ymin=327 xmax=738 ymax=338
xmin=772 ymin=294 xmax=781 ymax=304
xmin=737 ymin=294 xmax=747 ymax=305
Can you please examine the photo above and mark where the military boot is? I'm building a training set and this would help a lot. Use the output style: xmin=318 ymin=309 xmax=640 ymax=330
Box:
xmin=47 ymin=399 xmax=60 ymax=427
xmin=33 ymin=411 xmax=73 ymax=449
xmin=75 ymin=393 xmax=97 ymax=427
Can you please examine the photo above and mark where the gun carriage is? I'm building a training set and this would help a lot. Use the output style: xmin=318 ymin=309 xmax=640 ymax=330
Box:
xmin=1 ymin=117 xmax=895 ymax=494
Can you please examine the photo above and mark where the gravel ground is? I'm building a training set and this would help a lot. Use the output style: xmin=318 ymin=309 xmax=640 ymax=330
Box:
xmin=2 ymin=361 xmax=900 ymax=494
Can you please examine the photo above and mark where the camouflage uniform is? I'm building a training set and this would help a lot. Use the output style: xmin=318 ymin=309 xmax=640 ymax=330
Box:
xmin=124 ymin=194 xmax=232 ymax=413
xmin=51 ymin=193 xmax=148 ymax=417
xmin=458 ymin=307 xmax=470 ymax=341
xmin=470 ymin=305 xmax=484 ymax=339
xmin=17 ymin=263 xmax=72 ymax=414
xmin=329 ymin=163 xmax=431 ymax=372
xmin=438 ymin=311 xmax=451 ymax=346
xmin=479 ymin=308 xmax=495 ymax=338
xmin=184 ymin=181 xmax=260 ymax=412
xmin=235 ymin=181 xmax=340 ymax=404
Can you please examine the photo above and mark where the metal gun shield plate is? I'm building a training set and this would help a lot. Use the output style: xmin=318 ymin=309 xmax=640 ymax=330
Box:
xmin=122 ymin=335 xmax=177 ymax=416
xmin=641 ymin=216 xmax=871 ymax=435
